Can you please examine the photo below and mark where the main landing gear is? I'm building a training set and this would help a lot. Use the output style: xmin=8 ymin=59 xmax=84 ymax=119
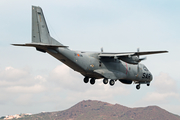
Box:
xmin=104 ymin=79 xmax=116 ymax=86
xmin=83 ymin=77 xmax=150 ymax=90
xmin=83 ymin=77 xmax=96 ymax=85
xmin=103 ymin=78 xmax=108 ymax=84
xmin=90 ymin=78 xmax=95 ymax=85
xmin=83 ymin=77 xmax=116 ymax=86
xmin=83 ymin=77 xmax=89 ymax=83
xmin=103 ymin=78 xmax=116 ymax=86
xmin=109 ymin=79 xmax=115 ymax=86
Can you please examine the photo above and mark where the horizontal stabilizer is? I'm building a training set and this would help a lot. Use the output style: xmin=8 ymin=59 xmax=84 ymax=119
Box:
xmin=12 ymin=43 xmax=68 ymax=48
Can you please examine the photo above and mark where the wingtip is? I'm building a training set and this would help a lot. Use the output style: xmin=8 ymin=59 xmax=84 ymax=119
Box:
xmin=11 ymin=43 xmax=26 ymax=46
xmin=162 ymin=50 xmax=169 ymax=53
xmin=11 ymin=44 xmax=18 ymax=46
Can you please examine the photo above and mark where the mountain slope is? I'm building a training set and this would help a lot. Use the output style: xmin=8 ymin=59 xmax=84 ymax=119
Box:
xmin=17 ymin=100 xmax=180 ymax=120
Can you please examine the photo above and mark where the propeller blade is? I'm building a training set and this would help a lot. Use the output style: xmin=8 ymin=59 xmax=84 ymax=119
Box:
xmin=136 ymin=48 xmax=147 ymax=62
xmin=139 ymin=57 xmax=147 ymax=61
xmin=137 ymin=48 xmax=140 ymax=58
xmin=137 ymin=48 xmax=140 ymax=75
xmin=137 ymin=48 xmax=139 ymax=52
xmin=101 ymin=47 xmax=103 ymax=53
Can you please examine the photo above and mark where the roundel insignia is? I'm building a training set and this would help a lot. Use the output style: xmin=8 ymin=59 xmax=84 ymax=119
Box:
xmin=90 ymin=64 xmax=94 ymax=68
xmin=77 ymin=54 xmax=80 ymax=57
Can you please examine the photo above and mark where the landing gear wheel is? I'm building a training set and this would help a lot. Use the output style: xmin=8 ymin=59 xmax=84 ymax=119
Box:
xmin=103 ymin=78 xmax=108 ymax=84
xmin=109 ymin=79 xmax=115 ymax=86
xmin=147 ymin=83 xmax=150 ymax=86
xmin=90 ymin=78 xmax=95 ymax=85
xmin=83 ymin=77 xmax=89 ymax=83
xmin=136 ymin=84 xmax=140 ymax=90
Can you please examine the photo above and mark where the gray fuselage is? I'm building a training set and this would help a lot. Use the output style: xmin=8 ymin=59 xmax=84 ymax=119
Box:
xmin=46 ymin=47 xmax=153 ymax=83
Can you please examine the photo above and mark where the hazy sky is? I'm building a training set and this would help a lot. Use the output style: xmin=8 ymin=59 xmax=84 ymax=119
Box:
xmin=0 ymin=0 xmax=180 ymax=117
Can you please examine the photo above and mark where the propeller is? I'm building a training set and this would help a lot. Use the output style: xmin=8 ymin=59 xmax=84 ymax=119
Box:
xmin=139 ymin=57 xmax=147 ymax=62
xmin=137 ymin=48 xmax=139 ymax=58
xmin=136 ymin=48 xmax=147 ymax=62
xmin=137 ymin=48 xmax=140 ymax=76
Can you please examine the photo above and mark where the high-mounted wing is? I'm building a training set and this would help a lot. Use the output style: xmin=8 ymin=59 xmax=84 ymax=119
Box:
xmin=99 ymin=51 xmax=168 ymax=58
xmin=98 ymin=53 xmax=134 ymax=57
xmin=99 ymin=50 xmax=168 ymax=64
xmin=133 ymin=51 xmax=168 ymax=56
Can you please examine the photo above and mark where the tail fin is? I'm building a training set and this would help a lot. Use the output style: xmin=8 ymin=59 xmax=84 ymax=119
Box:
xmin=12 ymin=6 xmax=67 ymax=50
xmin=32 ymin=6 xmax=62 ymax=46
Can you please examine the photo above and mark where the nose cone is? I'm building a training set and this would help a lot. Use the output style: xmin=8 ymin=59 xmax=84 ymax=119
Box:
xmin=149 ymin=72 xmax=153 ymax=81
xmin=142 ymin=65 xmax=153 ymax=81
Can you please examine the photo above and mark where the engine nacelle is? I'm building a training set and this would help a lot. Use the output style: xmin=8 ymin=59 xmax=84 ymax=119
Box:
xmin=120 ymin=56 xmax=139 ymax=64
xmin=119 ymin=79 xmax=132 ymax=84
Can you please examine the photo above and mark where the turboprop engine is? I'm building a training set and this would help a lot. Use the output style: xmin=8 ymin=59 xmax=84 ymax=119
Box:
xmin=120 ymin=56 xmax=146 ymax=64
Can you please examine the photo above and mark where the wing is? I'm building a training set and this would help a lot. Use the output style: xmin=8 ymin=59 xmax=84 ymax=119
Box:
xmin=99 ymin=50 xmax=168 ymax=64
xmin=98 ymin=50 xmax=168 ymax=58
xmin=133 ymin=51 xmax=168 ymax=56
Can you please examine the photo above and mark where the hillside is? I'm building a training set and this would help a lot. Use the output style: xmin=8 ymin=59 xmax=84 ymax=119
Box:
xmin=15 ymin=100 xmax=180 ymax=120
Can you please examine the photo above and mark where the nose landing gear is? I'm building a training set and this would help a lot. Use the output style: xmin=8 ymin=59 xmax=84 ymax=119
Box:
xmin=136 ymin=84 xmax=140 ymax=90
xmin=135 ymin=82 xmax=150 ymax=90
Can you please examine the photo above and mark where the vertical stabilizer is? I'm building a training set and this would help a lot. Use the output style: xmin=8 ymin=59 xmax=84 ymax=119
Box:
xmin=32 ymin=6 xmax=62 ymax=45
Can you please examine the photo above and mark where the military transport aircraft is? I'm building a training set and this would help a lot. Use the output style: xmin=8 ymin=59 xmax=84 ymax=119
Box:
xmin=12 ymin=6 xmax=168 ymax=90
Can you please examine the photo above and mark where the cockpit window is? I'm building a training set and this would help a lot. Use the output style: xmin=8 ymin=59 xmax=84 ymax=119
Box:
xmin=143 ymin=66 xmax=149 ymax=71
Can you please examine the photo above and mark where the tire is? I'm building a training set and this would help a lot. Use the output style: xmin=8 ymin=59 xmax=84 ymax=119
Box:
xmin=136 ymin=84 xmax=140 ymax=90
xmin=83 ymin=77 xmax=89 ymax=83
xmin=103 ymin=78 xmax=108 ymax=84
xmin=109 ymin=79 xmax=115 ymax=86
xmin=90 ymin=78 xmax=95 ymax=85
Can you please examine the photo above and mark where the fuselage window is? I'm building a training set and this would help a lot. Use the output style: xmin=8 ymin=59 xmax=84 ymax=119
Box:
xmin=143 ymin=66 xmax=149 ymax=71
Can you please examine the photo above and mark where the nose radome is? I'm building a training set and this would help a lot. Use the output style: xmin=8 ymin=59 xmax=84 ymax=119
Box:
xmin=150 ymin=72 xmax=153 ymax=81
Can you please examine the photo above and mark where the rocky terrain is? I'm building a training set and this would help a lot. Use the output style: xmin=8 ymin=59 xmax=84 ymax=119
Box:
xmin=14 ymin=100 xmax=180 ymax=120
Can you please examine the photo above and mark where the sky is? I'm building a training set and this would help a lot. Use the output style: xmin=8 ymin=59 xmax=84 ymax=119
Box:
xmin=0 ymin=0 xmax=180 ymax=117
